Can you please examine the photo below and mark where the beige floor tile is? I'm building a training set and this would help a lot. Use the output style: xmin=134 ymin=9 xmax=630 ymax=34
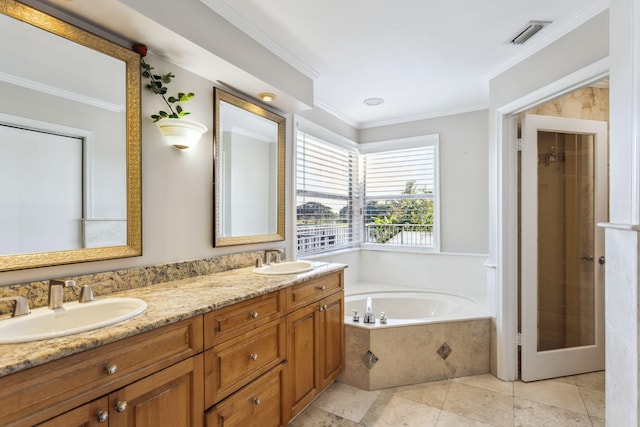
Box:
xmin=514 ymin=379 xmax=587 ymax=414
xmin=574 ymin=370 xmax=605 ymax=391
xmin=311 ymin=381 xmax=380 ymax=423
xmin=514 ymin=397 xmax=592 ymax=427
xmin=553 ymin=375 xmax=577 ymax=385
xmin=442 ymin=382 xmax=514 ymax=427
xmin=579 ymin=386 xmax=605 ymax=419
xmin=436 ymin=410 xmax=497 ymax=427
xmin=387 ymin=379 xmax=451 ymax=409
xmin=289 ymin=406 xmax=362 ymax=427
xmin=453 ymin=374 xmax=514 ymax=396
xmin=361 ymin=392 xmax=441 ymax=427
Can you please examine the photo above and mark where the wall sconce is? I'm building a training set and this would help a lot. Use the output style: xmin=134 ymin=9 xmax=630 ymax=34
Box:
xmin=156 ymin=118 xmax=207 ymax=150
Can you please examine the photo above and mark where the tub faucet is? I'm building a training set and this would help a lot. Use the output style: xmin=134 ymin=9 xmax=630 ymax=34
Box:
xmin=48 ymin=279 xmax=76 ymax=309
xmin=363 ymin=296 xmax=375 ymax=323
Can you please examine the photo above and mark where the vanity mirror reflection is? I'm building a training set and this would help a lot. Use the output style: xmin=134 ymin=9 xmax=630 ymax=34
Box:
xmin=213 ymin=88 xmax=285 ymax=247
xmin=0 ymin=0 xmax=141 ymax=271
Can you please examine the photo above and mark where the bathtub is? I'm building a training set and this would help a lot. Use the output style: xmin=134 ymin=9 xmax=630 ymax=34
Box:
xmin=344 ymin=291 xmax=483 ymax=327
xmin=339 ymin=287 xmax=491 ymax=390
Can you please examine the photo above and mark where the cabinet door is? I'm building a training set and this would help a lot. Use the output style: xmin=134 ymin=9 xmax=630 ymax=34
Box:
xmin=109 ymin=355 xmax=204 ymax=427
xmin=284 ymin=303 xmax=318 ymax=421
xmin=319 ymin=292 xmax=344 ymax=390
xmin=37 ymin=397 xmax=109 ymax=427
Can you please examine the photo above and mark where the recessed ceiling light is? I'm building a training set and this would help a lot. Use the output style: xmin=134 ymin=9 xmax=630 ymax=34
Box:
xmin=364 ymin=97 xmax=384 ymax=106
xmin=259 ymin=92 xmax=276 ymax=102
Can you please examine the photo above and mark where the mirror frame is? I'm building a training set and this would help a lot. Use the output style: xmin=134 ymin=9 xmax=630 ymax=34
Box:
xmin=213 ymin=87 xmax=285 ymax=247
xmin=0 ymin=0 xmax=142 ymax=271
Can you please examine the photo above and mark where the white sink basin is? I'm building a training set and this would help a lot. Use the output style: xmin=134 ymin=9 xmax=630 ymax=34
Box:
xmin=252 ymin=261 xmax=315 ymax=275
xmin=0 ymin=297 xmax=147 ymax=344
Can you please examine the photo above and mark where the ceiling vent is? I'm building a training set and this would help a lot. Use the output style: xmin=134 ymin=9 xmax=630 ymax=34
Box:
xmin=509 ymin=21 xmax=552 ymax=45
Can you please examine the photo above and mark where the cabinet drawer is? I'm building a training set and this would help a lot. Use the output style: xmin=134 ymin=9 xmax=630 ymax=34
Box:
xmin=204 ymin=291 xmax=284 ymax=348
xmin=285 ymin=271 xmax=343 ymax=312
xmin=206 ymin=364 xmax=283 ymax=427
xmin=205 ymin=318 xmax=285 ymax=407
xmin=0 ymin=316 xmax=203 ymax=427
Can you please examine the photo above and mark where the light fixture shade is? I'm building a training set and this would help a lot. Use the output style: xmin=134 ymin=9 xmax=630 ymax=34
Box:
xmin=156 ymin=118 xmax=208 ymax=150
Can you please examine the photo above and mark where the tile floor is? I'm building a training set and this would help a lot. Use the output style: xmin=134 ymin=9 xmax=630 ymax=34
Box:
xmin=290 ymin=371 xmax=605 ymax=426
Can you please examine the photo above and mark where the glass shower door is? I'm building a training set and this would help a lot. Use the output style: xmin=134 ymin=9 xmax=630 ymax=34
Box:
xmin=521 ymin=114 xmax=607 ymax=382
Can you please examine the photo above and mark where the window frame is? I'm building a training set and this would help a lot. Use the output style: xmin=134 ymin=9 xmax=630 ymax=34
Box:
xmin=359 ymin=135 xmax=440 ymax=253
xmin=294 ymin=119 xmax=440 ymax=257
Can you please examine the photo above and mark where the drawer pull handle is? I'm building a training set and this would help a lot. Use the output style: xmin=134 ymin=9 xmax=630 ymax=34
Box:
xmin=317 ymin=305 xmax=324 ymax=312
xmin=317 ymin=285 xmax=326 ymax=291
xmin=253 ymin=397 xmax=262 ymax=405
xmin=250 ymin=311 xmax=259 ymax=319
xmin=96 ymin=410 xmax=109 ymax=423
xmin=249 ymin=353 xmax=259 ymax=361
xmin=115 ymin=400 xmax=128 ymax=413
xmin=105 ymin=364 xmax=118 ymax=375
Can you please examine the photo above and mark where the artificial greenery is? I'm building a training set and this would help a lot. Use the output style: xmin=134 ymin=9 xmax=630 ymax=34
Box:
xmin=133 ymin=43 xmax=195 ymax=122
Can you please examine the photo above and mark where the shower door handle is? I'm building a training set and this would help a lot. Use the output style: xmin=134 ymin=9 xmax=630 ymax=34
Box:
xmin=599 ymin=256 xmax=606 ymax=265
xmin=581 ymin=256 xmax=594 ymax=261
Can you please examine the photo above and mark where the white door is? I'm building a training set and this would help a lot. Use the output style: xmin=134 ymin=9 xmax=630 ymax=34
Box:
xmin=521 ymin=114 xmax=607 ymax=382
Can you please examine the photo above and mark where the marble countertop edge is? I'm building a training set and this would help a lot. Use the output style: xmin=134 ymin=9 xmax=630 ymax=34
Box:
xmin=0 ymin=262 xmax=346 ymax=377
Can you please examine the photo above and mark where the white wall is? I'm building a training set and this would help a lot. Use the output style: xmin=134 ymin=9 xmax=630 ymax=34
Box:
xmin=487 ymin=9 xmax=609 ymax=381
xmin=309 ymin=249 xmax=487 ymax=307
xmin=0 ymin=53 xmax=287 ymax=286
xmin=359 ymin=110 xmax=489 ymax=254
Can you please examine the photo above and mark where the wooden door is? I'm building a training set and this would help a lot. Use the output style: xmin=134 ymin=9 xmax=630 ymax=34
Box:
xmin=284 ymin=303 xmax=318 ymax=421
xmin=109 ymin=355 xmax=204 ymax=427
xmin=318 ymin=292 xmax=344 ymax=390
xmin=37 ymin=397 xmax=109 ymax=427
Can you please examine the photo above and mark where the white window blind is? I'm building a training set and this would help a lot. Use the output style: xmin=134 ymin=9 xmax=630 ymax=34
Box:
xmin=362 ymin=145 xmax=437 ymax=248
xmin=296 ymin=132 xmax=357 ymax=255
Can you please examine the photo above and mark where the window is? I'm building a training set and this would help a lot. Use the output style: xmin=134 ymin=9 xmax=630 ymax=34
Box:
xmin=361 ymin=142 xmax=438 ymax=249
xmin=296 ymin=132 xmax=358 ymax=255
xmin=296 ymin=129 xmax=438 ymax=256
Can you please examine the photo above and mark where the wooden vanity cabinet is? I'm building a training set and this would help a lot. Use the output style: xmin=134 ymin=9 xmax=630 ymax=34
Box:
xmin=204 ymin=292 xmax=287 ymax=426
xmin=1 ymin=316 xmax=204 ymax=427
xmin=205 ymin=364 xmax=284 ymax=427
xmin=283 ymin=272 xmax=344 ymax=422
xmin=38 ymin=355 xmax=204 ymax=427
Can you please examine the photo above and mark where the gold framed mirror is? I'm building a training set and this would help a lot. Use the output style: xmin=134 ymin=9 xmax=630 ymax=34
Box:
xmin=0 ymin=0 xmax=141 ymax=271
xmin=213 ymin=87 xmax=285 ymax=247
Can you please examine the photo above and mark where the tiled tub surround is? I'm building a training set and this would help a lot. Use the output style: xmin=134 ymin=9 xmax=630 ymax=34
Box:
xmin=341 ymin=318 xmax=491 ymax=390
xmin=0 ymin=260 xmax=344 ymax=377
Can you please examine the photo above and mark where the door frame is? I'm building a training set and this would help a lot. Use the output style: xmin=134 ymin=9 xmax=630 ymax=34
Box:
xmin=493 ymin=57 xmax=609 ymax=381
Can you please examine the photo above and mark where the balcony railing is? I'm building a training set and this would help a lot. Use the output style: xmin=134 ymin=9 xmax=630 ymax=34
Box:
xmin=365 ymin=223 xmax=433 ymax=246
xmin=297 ymin=224 xmax=351 ymax=255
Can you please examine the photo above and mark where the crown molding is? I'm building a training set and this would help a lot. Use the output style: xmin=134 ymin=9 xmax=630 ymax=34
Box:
xmin=199 ymin=0 xmax=321 ymax=80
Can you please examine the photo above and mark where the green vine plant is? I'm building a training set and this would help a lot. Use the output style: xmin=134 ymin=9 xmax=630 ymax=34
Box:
xmin=133 ymin=43 xmax=195 ymax=122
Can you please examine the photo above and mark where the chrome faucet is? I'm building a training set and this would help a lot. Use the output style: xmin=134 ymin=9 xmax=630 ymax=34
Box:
xmin=0 ymin=296 xmax=30 ymax=317
xmin=363 ymin=296 xmax=375 ymax=323
xmin=48 ymin=279 xmax=76 ymax=309
xmin=263 ymin=249 xmax=283 ymax=265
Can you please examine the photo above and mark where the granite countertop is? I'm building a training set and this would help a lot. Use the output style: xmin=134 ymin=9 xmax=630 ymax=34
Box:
xmin=0 ymin=262 xmax=346 ymax=377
